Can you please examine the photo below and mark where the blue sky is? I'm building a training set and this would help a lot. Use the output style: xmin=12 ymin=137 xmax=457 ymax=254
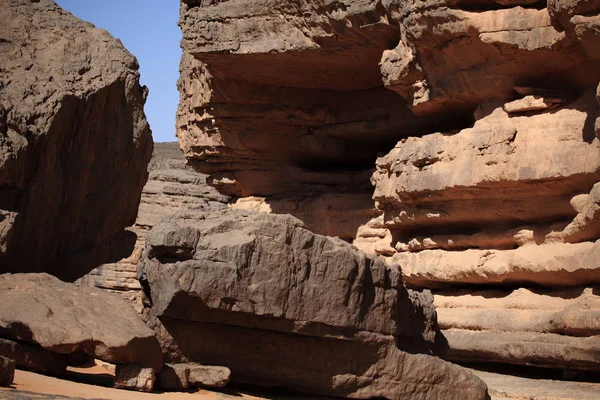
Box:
xmin=56 ymin=0 xmax=182 ymax=142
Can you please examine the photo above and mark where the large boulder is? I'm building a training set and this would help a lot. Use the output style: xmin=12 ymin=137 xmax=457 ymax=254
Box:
xmin=0 ymin=273 xmax=162 ymax=372
xmin=0 ymin=0 xmax=153 ymax=280
xmin=140 ymin=209 xmax=489 ymax=399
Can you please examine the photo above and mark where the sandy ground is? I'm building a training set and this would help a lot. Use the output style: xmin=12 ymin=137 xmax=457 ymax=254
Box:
xmin=1 ymin=366 xmax=599 ymax=400
xmin=0 ymin=367 xmax=266 ymax=400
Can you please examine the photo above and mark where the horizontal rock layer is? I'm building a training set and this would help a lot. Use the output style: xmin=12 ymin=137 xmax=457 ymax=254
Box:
xmin=370 ymin=87 xmax=600 ymax=371
xmin=0 ymin=273 xmax=162 ymax=372
xmin=177 ymin=0 xmax=471 ymax=199
xmin=0 ymin=0 xmax=153 ymax=280
xmin=175 ymin=0 xmax=600 ymax=380
xmin=435 ymin=288 xmax=600 ymax=371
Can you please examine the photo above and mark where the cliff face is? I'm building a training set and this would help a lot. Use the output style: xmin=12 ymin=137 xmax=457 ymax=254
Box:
xmin=177 ymin=0 xmax=600 ymax=375
xmin=0 ymin=0 xmax=153 ymax=280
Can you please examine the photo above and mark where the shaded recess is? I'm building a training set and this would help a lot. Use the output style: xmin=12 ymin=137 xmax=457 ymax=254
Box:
xmin=176 ymin=0 xmax=475 ymax=200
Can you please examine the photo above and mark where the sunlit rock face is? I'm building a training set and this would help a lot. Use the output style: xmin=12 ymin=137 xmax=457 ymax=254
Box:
xmin=176 ymin=0 xmax=600 ymax=375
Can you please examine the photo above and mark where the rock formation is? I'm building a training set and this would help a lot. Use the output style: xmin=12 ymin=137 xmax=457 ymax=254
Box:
xmin=140 ymin=209 xmax=489 ymax=399
xmin=175 ymin=0 xmax=600 ymax=378
xmin=436 ymin=288 xmax=600 ymax=372
xmin=0 ymin=356 xmax=14 ymax=387
xmin=77 ymin=143 xmax=229 ymax=310
xmin=0 ymin=273 xmax=163 ymax=377
xmin=369 ymin=0 xmax=600 ymax=372
xmin=0 ymin=0 xmax=153 ymax=280
xmin=158 ymin=363 xmax=231 ymax=390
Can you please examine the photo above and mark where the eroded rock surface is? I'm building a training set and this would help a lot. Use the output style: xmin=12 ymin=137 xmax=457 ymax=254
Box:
xmin=436 ymin=288 xmax=600 ymax=371
xmin=0 ymin=0 xmax=153 ymax=280
xmin=0 ymin=274 xmax=162 ymax=372
xmin=174 ymin=0 xmax=600 ymax=384
xmin=140 ymin=209 xmax=488 ymax=399
xmin=77 ymin=143 xmax=229 ymax=311
xmin=0 ymin=338 xmax=67 ymax=377
xmin=370 ymin=88 xmax=600 ymax=371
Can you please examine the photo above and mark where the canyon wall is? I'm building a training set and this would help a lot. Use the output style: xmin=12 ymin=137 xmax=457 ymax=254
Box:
xmin=176 ymin=0 xmax=600 ymax=375
xmin=0 ymin=0 xmax=153 ymax=280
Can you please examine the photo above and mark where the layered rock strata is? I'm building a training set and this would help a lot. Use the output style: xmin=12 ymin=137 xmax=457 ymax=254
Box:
xmin=0 ymin=274 xmax=162 ymax=376
xmin=77 ymin=143 xmax=229 ymax=311
xmin=176 ymin=0 xmax=600 ymax=380
xmin=140 ymin=209 xmax=489 ymax=399
xmin=0 ymin=0 xmax=153 ymax=280
xmin=176 ymin=0 xmax=474 ymax=240
xmin=371 ymin=70 xmax=600 ymax=372
xmin=436 ymin=288 xmax=600 ymax=371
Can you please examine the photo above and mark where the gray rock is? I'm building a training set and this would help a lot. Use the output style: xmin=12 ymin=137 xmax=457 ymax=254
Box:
xmin=188 ymin=364 xmax=230 ymax=388
xmin=0 ymin=274 xmax=162 ymax=371
xmin=0 ymin=338 xmax=66 ymax=377
xmin=141 ymin=209 xmax=488 ymax=400
xmin=159 ymin=363 xmax=230 ymax=390
xmin=0 ymin=356 xmax=15 ymax=387
xmin=76 ymin=143 xmax=229 ymax=311
xmin=114 ymin=364 xmax=155 ymax=392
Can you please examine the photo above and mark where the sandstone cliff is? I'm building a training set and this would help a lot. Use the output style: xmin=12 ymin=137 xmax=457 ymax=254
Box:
xmin=176 ymin=0 xmax=600 ymax=376
xmin=0 ymin=0 xmax=153 ymax=280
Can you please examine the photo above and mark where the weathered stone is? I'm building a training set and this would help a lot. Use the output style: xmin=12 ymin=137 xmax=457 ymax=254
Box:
xmin=140 ymin=209 xmax=488 ymax=399
xmin=471 ymin=367 xmax=600 ymax=400
xmin=158 ymin=363 xmax=190 ymax=390
xmin=114 ymin=364 xmax=155 ymax=392
xmin=188 ymin=365 xmax=230 ymax=388
xmin=0 ymin=338 xmax=66 ymax=377
xmin=373 ymin=92 xmax=600 ymax=236
xmin=159 ymin=363 xmax=230 ymax=390
xmin=77 ymin=143 xmax=229 ymax=311
xmin=231 ymin=193 xmax=380 ymax=242
xmin=0 ymin=273 xmax=162 ymax=371
xmin=434 ymin=288 xmax=600 ymax=371
xmin=548 ymin=0 xmax=600 ymax=59
xmin=174 ymin=0 xmax=600 ymax=383
xmin=395 ymin=240 xmax=600 ymax=288
xmin=0 ymin=0 xmax=153 ymax=280
xmin=176 ymin=1 xmax=463 ymax=200
xmin=503 ymin=95 xmax=565 ymax=113
xmin=444 ymin=329 xmax=600 ymax=372
xmin=0 ymin=356 xmax=15 ymax=387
